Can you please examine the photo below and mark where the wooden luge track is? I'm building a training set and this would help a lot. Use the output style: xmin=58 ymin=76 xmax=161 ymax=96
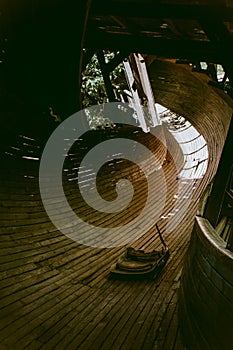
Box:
xmin=0 ymin=62 xmax=232 ymax=350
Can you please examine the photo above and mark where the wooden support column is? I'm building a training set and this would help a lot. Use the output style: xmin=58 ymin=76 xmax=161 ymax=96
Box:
xmin=96 ymin=50 xmax=116 ymax=102
xmin=205 ymin=115 xmax=233 ymax=227
xmin=105 ymin=50 xmax=130 ymax=74
xmin=207 ymin=63 xmax=218 ymax=82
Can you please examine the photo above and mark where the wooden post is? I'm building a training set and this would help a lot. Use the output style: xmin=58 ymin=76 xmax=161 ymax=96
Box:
xmin=96 ymin=50 xmax=116 ymax=102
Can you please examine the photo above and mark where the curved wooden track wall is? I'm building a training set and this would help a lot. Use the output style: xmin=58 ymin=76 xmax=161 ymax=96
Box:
xmin=149 ymin=60 xmax=233 ymax=349
xmin=179 ymin=213 xmax=233 ymax=350
xmin=0 ymin=61 xmax=232 ymax=349
xmin=151 ymin=62 xmax=233 ymax=350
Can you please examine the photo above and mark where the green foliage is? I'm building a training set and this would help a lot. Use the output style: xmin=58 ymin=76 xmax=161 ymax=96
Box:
xmin=81 ymin=53 xmax=107 ymax=108
xmin=81 ymin=51 xmax=126 ymax=108
xmin=81 ymin=51 xmax=126 ymax=129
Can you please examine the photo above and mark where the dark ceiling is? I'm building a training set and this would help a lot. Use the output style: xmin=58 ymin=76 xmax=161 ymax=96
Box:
xmin=86 ymin=0 xmax=233 ymax=63
xmin=1 ymin=0 xmax=233 ymax=135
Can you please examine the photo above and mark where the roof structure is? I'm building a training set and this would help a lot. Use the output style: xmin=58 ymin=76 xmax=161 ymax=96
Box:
xmin=86 ymin=0 xmax=233 ymax=64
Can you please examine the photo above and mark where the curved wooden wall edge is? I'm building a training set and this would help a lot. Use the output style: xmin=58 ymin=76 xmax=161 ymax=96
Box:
xmin=179 ymin=215 xmax=233 ymax=350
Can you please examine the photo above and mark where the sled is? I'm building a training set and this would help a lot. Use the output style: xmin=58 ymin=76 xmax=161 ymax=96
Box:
xmin=109 ymin=224 xmax=170 ymax=280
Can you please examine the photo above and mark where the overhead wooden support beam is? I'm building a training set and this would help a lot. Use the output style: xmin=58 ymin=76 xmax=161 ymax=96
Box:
xmin=204 ymin=115 xmax=233 ymax=228
xmin=85 ymin=31 xmax=222 ymax=63
xmin=90 ymin=2 xmax=233 ymax=22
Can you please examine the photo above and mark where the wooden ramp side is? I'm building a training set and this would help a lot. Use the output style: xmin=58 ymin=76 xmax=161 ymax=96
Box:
xmin=0 ymin=120 xmax=217 ymax=350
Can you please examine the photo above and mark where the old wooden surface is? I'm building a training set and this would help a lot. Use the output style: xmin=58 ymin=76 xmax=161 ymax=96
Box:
xmin=0 ymin=63 xmax=232 ymax=349
xmin=179 ymin=216 xmax=233 ymax=350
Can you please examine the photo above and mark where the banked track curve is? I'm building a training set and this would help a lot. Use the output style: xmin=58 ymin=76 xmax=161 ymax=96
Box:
xmin=0 ymin=62 xmax=232 ymax=350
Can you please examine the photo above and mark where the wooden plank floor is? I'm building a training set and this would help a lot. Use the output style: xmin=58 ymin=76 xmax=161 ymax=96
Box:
xmin=0 ymin=122 xmax=217 ymax=350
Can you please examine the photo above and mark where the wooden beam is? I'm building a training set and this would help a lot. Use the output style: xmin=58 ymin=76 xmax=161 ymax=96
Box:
xmin=90 ymin=2 xmax=233 ymax=22
xmin=105 ymin=50 xmax=131 ymax=74
xmin=96 ymin=50 xmax=116 ymax=102
xmin=207 ymin=63 xmax=218 ymax=82
xmin=85 ymin=30 xmax=223 ymax=63
xmin=123 ymin=56 xmax=149 ymax=132
xmin=133 ymin=53 xmax=160 ymax=127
